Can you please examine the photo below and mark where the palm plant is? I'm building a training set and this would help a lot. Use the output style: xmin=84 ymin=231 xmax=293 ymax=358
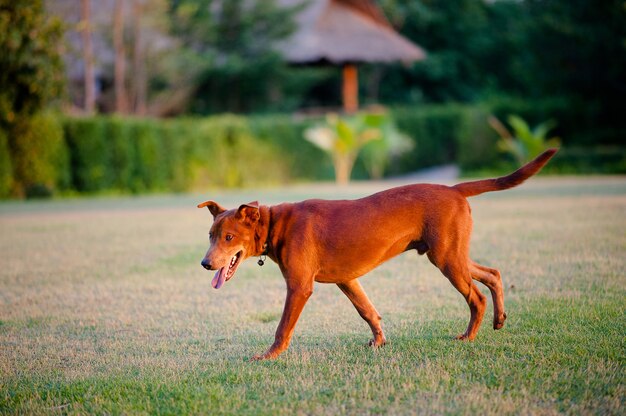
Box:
xmin=360 ymin=117 xmax=413 ymax=180
xmin=489 ymin=115 xmax=560 ymax=165
xmin=304 ymin=112 xmax=411 ymax=184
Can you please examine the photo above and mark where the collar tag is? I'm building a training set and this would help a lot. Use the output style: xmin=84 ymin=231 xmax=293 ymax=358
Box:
xmin=258 ymin=243 xmax=268 ymax=266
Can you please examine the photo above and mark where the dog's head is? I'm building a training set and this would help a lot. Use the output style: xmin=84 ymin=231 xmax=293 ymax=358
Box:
xmin=197 ymin=200 xmax=261 ymax=289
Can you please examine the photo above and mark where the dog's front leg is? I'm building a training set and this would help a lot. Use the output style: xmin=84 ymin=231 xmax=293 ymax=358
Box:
xmin=252 ymin=280 xmax=313 ymax=360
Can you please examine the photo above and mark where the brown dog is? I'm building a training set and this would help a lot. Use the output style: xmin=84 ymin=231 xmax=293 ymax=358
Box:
xmin=198 ymin=149 xmax=557 ymax=360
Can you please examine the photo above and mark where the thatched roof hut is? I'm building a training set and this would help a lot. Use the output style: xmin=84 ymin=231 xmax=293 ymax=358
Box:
xmin=277 ymin=0 xmax=426 ymax=112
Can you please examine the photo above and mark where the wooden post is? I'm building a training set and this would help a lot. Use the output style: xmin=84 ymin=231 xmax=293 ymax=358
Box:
xmin=342 ymin=63 xmax=358 ymax=114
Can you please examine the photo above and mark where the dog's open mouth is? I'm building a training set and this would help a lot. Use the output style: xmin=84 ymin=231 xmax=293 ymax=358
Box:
xmin=211 ymin=251 xmax=242 ymax=289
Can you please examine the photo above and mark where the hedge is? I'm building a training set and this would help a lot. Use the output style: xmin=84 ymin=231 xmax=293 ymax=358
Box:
xmin=7 ymin=112 xmax=68 ymax=197
xmin=390 ymin=100 xmax=626 ymax=174
xmin=249 ymin=114 xmax=333 ymax=180
xmin=0 ymin=129 xmax=12 ymax=197
xmin=58 ymin=115 xmax=318 ymax=195
xmin=389 ymin=104 xmax=501 ymax=173
xmin=2 ymin=101 xmax=624 ymax=199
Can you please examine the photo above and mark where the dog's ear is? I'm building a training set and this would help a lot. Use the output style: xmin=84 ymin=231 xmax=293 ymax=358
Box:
xmin=197 ymin=200 xmax=226 ymax=218
xmin=236 ymin=201 xmax=260 ymax=224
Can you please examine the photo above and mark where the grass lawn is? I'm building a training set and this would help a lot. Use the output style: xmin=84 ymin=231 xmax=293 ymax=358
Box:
xmin=1 ymin=176 xmax=625 ymax=414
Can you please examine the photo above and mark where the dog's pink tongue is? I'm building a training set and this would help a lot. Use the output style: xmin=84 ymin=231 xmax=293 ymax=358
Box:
xmin=212 ymin=268 xmax=226 ymax=289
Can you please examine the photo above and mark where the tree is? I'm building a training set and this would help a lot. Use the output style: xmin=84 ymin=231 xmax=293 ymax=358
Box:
xmin=375 ymin=0 xmax=493 ymax=103
xmin=114 ymin=0 xmax=129 ymax=114
xmin=80 ymin=0 xmax=96 ymax=113
xmin=167 ymin=0 xmax=308 ymax=114
xmin=0 ymin=0 xmax=64 ymax=127
xmin=0 ymin=0 xmax=65 ymax=196
xmin=132 ymin=0 xmax=148 ymax=115
xmin=521 ymin=0 xmax=626 ymax=144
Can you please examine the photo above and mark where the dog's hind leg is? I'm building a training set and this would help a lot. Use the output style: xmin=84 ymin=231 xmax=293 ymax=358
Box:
xmin=469 ymin=260 xmax=507 ymax=330
xmin=337 ymin=279 xmax=386 ymax=347
xmin=429 ymin=252 xmax=487 ymax=340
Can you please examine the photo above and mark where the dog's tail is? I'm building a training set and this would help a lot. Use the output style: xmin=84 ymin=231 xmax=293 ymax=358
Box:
xmin=452 ymin=148 xmax=558 ymax=198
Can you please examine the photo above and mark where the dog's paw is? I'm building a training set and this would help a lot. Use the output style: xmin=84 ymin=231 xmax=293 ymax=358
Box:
xmin=368 ymin=337 xmax=387 ymax=348
xmin=250 ymin=350 xmax=280 ymax=361
xmin=250 ymin=353 xmax=275 ymax=361
xmin=493 ymin=312 xmax=507 ymax=330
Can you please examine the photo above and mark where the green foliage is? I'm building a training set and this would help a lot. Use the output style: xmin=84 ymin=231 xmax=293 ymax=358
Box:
xmin=167 ymin=0 xmax=310 ymax=114
xmin=0 ymin=129 xmax=12 ymax=197
xmin=191 ymin=115 xmax=291 ymax=188
xmin=0 ymin=0 xmax=64 ymax=127
xmin=1 ymin=100 xmax=623 ymax=199
xmin=64 ymin=118 xmax=111 ymax=192
xmin=57 ymin=114 xmax=295 ymax=195
xmin=521 ymin=0 xmax=626 ymax=138
xmin=391 ymin=105 xmax=465 ymax=172
xmin=10 ymin=112 xmax=68 ymax=198
xmin=0 ymin=0 xmax=65 ymax=198
xmin=455 ymin=105 xmax=500 ymax=172
xmin=490 ymin=115 xmax=561 ymax=165
xmin=249 ymin=114 xmax=330 ymax=180
xmin=305 ymin=112 xmax=402 ymax=183
xmin=372 ymin=0 xmax=625 ymax=146
xmin=360 ymin=115 xmax=413 ymax=180
xmin=391 ymin=104 xmax=503 ymax=174
xmin=379 ymin=0 xmax=493 ymax=103
xmin=132 ymin=120 xmax=165 ymax=192
xmin=107 ymin=117 xmax=136 ymax=191
xmin=159 ymin=120 xmax=196 ymax=192
xmin=22 ymin=0 xmax=618 ymax=150
xmin=543 ymin=146 xmax=626 ymax=175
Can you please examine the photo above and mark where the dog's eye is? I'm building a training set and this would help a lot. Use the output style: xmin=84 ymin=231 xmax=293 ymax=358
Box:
xmin=225 ymin=234 xmax=234 ymax=242
xmin=208 ymin=232 xmax=213 ymax=240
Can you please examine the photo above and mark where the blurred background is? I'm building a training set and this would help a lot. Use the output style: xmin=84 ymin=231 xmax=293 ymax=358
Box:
xmin=1 ymin=0 xmax=625 ymax=198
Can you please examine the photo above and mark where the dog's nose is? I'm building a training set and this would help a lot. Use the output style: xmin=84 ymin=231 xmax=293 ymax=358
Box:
xmin=201 ymin=259 xmax=212 ymax=270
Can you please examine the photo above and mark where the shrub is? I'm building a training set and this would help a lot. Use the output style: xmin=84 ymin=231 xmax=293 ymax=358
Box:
xmin=63 ymin=117 xmax=110 ymax=192
xmin=391 ymin=105 xmax=464 ymax=174
xmin=131 ymin=119 xmax=164 ymax=192
xmin=490 ymin=115 xmax=561 ymax=165
xmin=107 ymin=117 xmax=135 ymax=191
xmin=1 ymin=101 xmax=620 ymax=200
xmin=192 ymin=116 xmax=238 ymax=188
xmin=0 ymin=129 xmax=12 ymax=197
xmin=486 ymin=95 xmax=608 ymax=146
xmin=10 ymin=112 xmax=68 ymax=198
xmin=360 ymin=116 xmax=413 ymax=180
xmin=250 ymin=114 xmax=331 ymax=181
xmin=544 ymin=146 xmax=626 ymax=174
xmin=304 ymin=113 xmax=391 ymax=184
xmin=456 ymin=105 xmax=500 ymax=171
xmin=192 ymin=115 xmax=291 ymax=188
xmin=160 ymin=119 xmax=195 ymax=192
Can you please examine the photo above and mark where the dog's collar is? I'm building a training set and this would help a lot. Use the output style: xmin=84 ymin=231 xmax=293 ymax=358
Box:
xmin=257 ymin=206 xmax=272 ymax=266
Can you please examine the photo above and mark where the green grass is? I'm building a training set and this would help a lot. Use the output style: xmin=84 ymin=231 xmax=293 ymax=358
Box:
xmin=1 ymin=176 xmax=625 ymax=415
